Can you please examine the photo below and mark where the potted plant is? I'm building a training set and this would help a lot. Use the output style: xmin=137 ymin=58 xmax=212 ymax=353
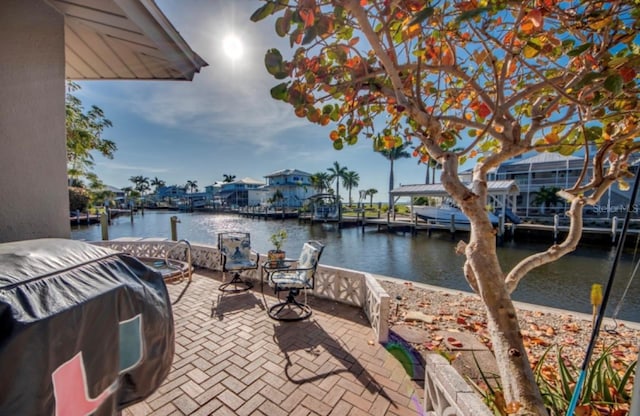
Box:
xmin=268 ymin=229 xmax=287 ymax=267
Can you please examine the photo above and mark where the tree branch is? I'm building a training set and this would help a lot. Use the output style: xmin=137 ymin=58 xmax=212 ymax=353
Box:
xmin=504 ymin=197 xmax=585 ymax=293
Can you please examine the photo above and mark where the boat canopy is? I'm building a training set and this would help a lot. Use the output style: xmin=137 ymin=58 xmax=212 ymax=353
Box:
xmin=305 ymin=194 xmax=340 ymax=221
xmin=390 ymin=180 xmax=519 ymax=198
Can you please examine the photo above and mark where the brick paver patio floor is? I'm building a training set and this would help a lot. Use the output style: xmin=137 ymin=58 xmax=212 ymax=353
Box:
xmin=123 ymin=269 xmax=424 ymax=416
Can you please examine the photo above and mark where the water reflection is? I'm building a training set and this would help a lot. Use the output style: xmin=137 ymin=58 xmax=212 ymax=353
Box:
xmin=71 ymin=211 xmax=639 ymax=322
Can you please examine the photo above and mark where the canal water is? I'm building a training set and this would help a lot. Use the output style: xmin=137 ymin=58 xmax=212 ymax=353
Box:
xmin=71 ymin=210 xmax=639 ymax=323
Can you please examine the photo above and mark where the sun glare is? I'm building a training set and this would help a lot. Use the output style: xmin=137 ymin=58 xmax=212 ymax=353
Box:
xmin=222 ymin=34 xmax=243 ymax=60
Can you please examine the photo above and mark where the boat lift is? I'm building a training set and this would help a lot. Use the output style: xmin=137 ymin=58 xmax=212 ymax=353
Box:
xmin=390 ymin=180 xmax=521 ymax=235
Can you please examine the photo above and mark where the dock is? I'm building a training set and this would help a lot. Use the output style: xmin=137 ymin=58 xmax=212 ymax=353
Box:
xmin=358 ymin=215 xmax=640 ymax=246
xmin=70 ymin=209 xmax=131 ymax=226
xmin=511 ymin=221 xmax=640 ymax=245
xmin=237 ymin=207 xmax=299 ymax=220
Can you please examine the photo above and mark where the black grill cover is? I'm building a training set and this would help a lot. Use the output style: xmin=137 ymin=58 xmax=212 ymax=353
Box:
xmin=0 ymin=239 xmax=174 ymax=416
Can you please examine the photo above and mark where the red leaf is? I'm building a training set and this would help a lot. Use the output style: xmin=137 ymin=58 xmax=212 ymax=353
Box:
xmin=620 ymin=67 xmax=636 ymax=83
xmin=476 ymin=102 xmax=491 ymax=118
xmin=299 ymin=9 xmax=315 ymax=28
xmin=447 ymin=337 xmax=463 ymax=348
xmin=521 ymin=9 xmax=543 ymax=34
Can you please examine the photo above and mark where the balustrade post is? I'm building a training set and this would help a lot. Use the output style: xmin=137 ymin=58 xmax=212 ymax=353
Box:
xmin=100 ymin=212 xmax=108 ymax=241
xmin=170 ymin=216 xmax=180 ymax=241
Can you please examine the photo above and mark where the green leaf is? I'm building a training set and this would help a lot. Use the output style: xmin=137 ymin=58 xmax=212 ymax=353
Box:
xmin=584 ymin=126 xmax=602 ymax=142
xmin=275 ymin=16 xmax=290 ymax=37
xmin=567 ymin=42 xmax=593 ymax=57
xmin=523 ymin=44 xmax=540 ymax=59
xmin=407 ymin=7 xmax=434 ymax=27
xmin=456 ymin=7 xmax=491 ymax=22
xmin=617 ymin=359 xmax=637 ymax=398
xmin=270 ymin=83 xmax=288 ymax=100
xmin=574 ymin=72 xmax=604 ymax=90
xmin=264 ymin=49 xmax=288 ymax=79
xmin=604 ymin=74 xmax=623 ymax=95
xmin=301 ymin=27 xmax=317 ymax=45
xmin=289 ymin=28 xmax=301 ymax=48
xmin=329 ymin=108 xmax=340 ymax=122
xmin=558 ymin=145 xmax=577 ymax=156
xmin=250 ymin=2 xmax=275 ymax=22
xmin=345 ymin=135 xmax=358 ymax=145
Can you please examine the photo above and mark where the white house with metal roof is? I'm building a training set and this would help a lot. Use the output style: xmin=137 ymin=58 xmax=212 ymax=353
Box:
xmin=488 ymin=152 xmax=637 ymax=217
xmin=263 ymin=169 xmax=316 ymax=208
xmin=218 ymin=177 xmax=265 ymax=208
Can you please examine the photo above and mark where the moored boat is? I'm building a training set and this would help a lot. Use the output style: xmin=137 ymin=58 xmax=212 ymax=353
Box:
xmin=413 ymin=203 xmax=499 ymax=226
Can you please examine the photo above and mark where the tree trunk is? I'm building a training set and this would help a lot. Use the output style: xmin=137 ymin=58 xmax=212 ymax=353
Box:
xmin=440 ymin=160 xmax=548 ymax=415
xmin=464 ymin=227 xmax=547 ymax=415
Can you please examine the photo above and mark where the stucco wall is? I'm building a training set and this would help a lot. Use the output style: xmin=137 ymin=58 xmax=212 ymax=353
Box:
xmin=0 ymin=1 xmax=69 ymax=242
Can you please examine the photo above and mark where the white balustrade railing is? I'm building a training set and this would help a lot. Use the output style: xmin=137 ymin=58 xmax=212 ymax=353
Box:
xmin=424 ymin=354 xmax=493 ymax=416
xmin=91 ymin=238 xmax=388 ymax=342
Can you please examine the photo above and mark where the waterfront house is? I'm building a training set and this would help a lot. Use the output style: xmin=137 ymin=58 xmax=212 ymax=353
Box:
xmin=487 ymin=152 xmax=639 ymax=218
xmin=103 ymin=185 xmax=126 ymax=206
xmin=218 ymin=177 xmax=265 ymax=208
xmin=156 ymin=185 xmax=188 ymax=202
xmin=263 ymin=169 xmax=316 ymax=208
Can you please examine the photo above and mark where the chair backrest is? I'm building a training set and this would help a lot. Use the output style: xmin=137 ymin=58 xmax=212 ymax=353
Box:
xmin=218 ymin=232 xmax=252 ymax=266
xmin=297 ymin=240 xmax=324 ymax=279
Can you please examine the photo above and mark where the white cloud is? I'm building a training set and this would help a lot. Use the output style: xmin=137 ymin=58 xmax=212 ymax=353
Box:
xmin=96 ymin=161 xmax=168 ymax=174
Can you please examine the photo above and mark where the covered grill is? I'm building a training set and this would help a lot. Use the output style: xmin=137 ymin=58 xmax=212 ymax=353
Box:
xmin=0 ymin=238 xmax=174 ymax=415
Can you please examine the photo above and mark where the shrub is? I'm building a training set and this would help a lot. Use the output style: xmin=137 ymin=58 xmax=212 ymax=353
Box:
xmin=68 ymin=187 xmax=90 ymax=212
xmin=470 ymin=343 xmax=636 ymax=416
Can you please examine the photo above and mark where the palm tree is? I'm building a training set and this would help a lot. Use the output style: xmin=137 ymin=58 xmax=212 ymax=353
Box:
xmin=269 ymin=189 xmax=285 ymax=210
xmin=223 ymin=174 xmax=236 ymax=183
xmin=310 ymin=172 xmax=331 ymax=194
xmin=532 ymin=186 xmax=562 ymax=215
xmin=129 ymin=175 xmax=150 ymax=195
xmin=327 ymin=161 xmax=348 ymax=202
xmin=377 ymin=143 xmax=411 ymax=210
xmin=186 ymin=180 xmax=198 ymax=193
xmin=151 ymin=177 xmax=165 ymax=193
xmin=138 ymin=179 xmax=150 ymax=196
xmin=129 ymin=175 xmax=142 ymax=188
xmin=343 ymin=170 xmax=360 ymax=205
xmin=366 ymin=188 xmax=378 ymax=207
xmin=420 ymin=157 xmax=439 ymax=184
xmin=121 ymin=186 xmax=133 ymax=206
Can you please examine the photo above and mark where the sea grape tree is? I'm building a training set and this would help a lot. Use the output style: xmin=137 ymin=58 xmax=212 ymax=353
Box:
xmin=252 ymin=0 xmax=640 ymax=413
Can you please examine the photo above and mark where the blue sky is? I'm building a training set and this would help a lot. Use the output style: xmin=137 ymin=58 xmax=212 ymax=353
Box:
xmin=75 ymin=0 xmax=432 ymax=202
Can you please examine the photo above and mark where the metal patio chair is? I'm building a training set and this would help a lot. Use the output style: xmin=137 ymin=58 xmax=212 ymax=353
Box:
xmin=265 ymin=240 xmax=324 ymax=321
xmin=218 ymin=232 xmax=259 ymax=292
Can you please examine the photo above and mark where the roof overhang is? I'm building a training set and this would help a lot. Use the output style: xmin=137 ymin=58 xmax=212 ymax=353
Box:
xmin=46 ymin=0 xmax=207 ymax=80
xmin=391 ymin=180 xmax=520 ymax=198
